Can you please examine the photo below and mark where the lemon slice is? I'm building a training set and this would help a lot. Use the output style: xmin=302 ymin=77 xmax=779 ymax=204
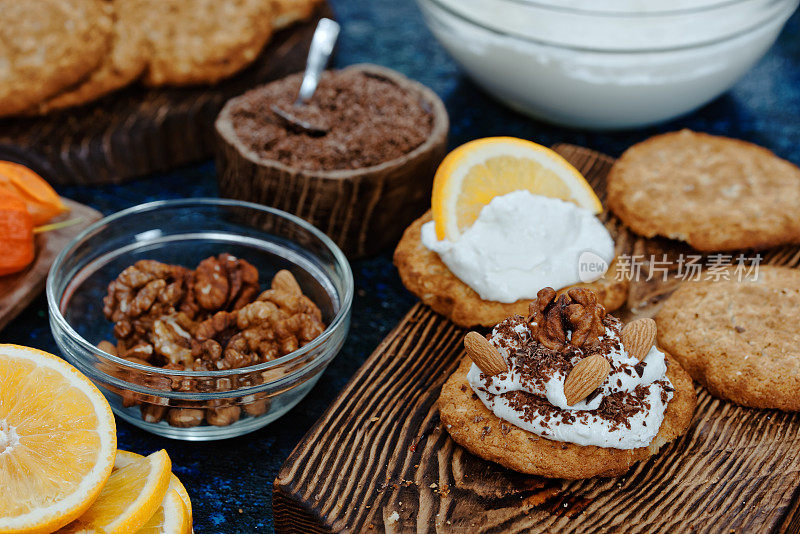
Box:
xmin=136 ymin=489 xmax=191 ymax=534
xmin=431 ymin=137 xmax=602 ymax=240
xmin=0 ymin=344 xmax=117 ymax=534
xmin=115 ymin=450 xmax=193 ymax=523
xmin=58 ymin=449 xmax=172 ymax=534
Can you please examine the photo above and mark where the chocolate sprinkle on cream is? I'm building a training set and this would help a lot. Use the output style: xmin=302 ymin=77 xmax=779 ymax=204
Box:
xmin=468 ymin=309 xmax=675 ymax=449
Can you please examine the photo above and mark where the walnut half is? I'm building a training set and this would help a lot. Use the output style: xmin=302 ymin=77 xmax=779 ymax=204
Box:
xmin=528 ymin=287 xmax=606 ymax=350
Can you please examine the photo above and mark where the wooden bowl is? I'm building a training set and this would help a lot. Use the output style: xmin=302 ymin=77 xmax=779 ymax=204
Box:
xmin=214 ymin=63 xmax=449 ymax=258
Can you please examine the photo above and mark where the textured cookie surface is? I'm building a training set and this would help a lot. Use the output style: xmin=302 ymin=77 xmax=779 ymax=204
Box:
xmin=270 ymin=0 xmax=321 ymax=30
xmin=607 ymin=130 xmax=800 ymax=251
xmin=0 ymin=0 xmax=112 ymax=116
xmin=34 ymin=0 xmax=149 ymax=113
xmin=136 ymin=0 xmax=274 ymax=86
xmin=394 ymin=211 xmax=629 ymax=328
xmin=656 ymin=266 xmax=800 ymax=411
xmin=439 ymin=355 xmax=696 ymax=479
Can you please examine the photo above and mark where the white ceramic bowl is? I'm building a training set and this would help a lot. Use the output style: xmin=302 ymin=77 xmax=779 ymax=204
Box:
xmin=417 ymin=0 xmax=798 ymax=129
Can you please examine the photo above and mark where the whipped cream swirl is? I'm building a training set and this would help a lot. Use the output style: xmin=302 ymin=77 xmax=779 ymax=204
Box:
xmin=421 ymin=191 xmax=615 ymax=303
xmin=467 ymin=316 xmax=674 ymax=449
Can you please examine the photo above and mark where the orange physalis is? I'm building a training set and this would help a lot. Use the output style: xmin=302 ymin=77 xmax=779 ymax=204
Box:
xmin=0 ymin=192 xmax=34 ymax=276
xmin=0 ymin=160 xmax=67 ymax=226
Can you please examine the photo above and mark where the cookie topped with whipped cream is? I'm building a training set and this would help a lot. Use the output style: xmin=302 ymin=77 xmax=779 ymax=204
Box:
xmin=470 ymin=287 xmax=673 ymax=449
xmin=394 ymin=137 xmax=629 ymax=328
xmin=439 ymin=287 xmax=696 ymax=478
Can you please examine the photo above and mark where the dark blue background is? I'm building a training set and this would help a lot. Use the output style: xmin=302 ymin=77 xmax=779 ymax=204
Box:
xmin=3 ymin=2 xmax=799 ymax=532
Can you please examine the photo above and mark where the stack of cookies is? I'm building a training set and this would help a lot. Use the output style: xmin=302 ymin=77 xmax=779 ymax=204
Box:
xmin=607 ymin=130 xmax=800 ymax=412
xmin=0 ymin=0 xmax=321 ymax=117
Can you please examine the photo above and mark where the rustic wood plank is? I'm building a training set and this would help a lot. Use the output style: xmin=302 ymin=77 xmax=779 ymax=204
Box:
xmin=0 ymin=4 xmax=333 ymax=186
xmin=0 ymin=198 xmax=102 ymax=332
xmin=274 ymin=144 xmax=800 ymax=533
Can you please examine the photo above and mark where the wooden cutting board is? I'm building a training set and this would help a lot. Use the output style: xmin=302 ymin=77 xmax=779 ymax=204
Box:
xmin=273 ymin=145 xmax=800 ymax=533
xmin=0 ymin=199 xmax=101 ymax=332
xmin=0 ymin=4 xmax=332 ymax=186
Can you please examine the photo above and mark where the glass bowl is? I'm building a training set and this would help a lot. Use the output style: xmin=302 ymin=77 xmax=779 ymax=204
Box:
xmin=416 ymin=0 xmax=798 ymax=129
xmin=46 ymin=199 xmax=353 ymax=440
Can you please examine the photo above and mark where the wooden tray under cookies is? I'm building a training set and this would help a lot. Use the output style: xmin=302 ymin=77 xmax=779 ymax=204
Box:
xmin=0 ymin=3 xmax=333 ymax=186
xmin=273 ymin=145 xmax=800 ymax=533
xmin=0 ymin=199 xmax=102 ymax=332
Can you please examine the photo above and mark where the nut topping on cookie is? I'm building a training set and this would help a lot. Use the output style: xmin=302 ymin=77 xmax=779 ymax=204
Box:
xmin=621 ymin=318 xmax=657 ymax=362
xmin=462 ymin=286 xmax=676 ymax=449
xmin=528 ymin=287 xmax=606 ymax=350
xmin=563 ymin=354 xmax=611 ymax=406
xmin=464 ymin=331 xmax=507 ymax=376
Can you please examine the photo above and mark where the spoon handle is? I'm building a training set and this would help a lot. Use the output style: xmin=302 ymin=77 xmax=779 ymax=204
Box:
xmin=296 ymin=18 xmax=340 ymax=106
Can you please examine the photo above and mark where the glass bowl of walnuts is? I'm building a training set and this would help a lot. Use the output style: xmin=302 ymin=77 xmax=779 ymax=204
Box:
xmin=47 ymin=198 xmax=353 ymax=440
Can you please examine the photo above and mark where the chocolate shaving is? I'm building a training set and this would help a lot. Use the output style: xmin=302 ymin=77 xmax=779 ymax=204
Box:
xmin=228 ymin=69 xmax=433 ymax=171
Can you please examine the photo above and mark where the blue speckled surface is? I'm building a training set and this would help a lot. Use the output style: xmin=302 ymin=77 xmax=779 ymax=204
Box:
xmin=3 ymin=2 xmax=799 ymax=532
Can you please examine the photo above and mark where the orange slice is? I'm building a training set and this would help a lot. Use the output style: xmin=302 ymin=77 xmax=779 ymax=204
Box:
xmin=431 ymin=137 xmax=602 ymax=241
xmin=115 ymin=450 xmax=193 ymax=523
xmin=136 ymin=489 xmax=191 ymax=534
xmin=57 ymin=450 xmax=172 ymax=534
xmin=0 ymin=344 xmax=117 ymax=534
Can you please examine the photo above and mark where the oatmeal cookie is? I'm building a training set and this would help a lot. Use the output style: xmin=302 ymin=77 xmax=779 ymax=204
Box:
xmin=0 ymin=0 xmax=112 ymax=116
xmin=270 ymin=0 xmax=321 ymax=30
xmin=394 ymin=211 xmax=629 ymax=328
xmin=135 ymin=0 xmax=274 ymax=86
xmin=607 ymin=130 xmax=800 ymax=251
xmin=656 ymin=265 xmax=800 ymax=411
xmin=33 ymin=0 xmax=149 ymax=113
xmin=438 ymin=355 xmax=696 ymax=479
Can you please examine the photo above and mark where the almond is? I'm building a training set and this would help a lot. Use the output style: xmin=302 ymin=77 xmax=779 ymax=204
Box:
xmin=272 ymin=269 xmax=302 ymax=295
xmin=464 ymin=331 xmax=507 ymax=376
xmin=563 ymin=354 xmax=610 ymax=406
xmin=621 ymin=318 xmax=657 ymax=362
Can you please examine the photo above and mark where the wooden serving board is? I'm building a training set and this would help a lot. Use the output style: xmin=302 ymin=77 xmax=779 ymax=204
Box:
xmin=273 ymin=145 xmax=800 ymax=533
xmin=0 ymin=199 xmax=101 ymax=332
xmin=0 ymin=4 xmax=332 ymax=186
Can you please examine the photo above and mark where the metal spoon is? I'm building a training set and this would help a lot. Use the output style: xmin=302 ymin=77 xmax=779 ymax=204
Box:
xmin=270 ymin=18 xmax=340 ymax=135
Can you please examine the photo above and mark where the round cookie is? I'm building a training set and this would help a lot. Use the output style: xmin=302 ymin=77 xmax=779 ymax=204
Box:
xmin=656 ymin=265 xmax=800 ymax=411
xmin=135 ymin=0 xmax=274 ymax=86
xmin=33 ymin=0 xmax=149 ymax=113
xmin=607 ymin=130 xmax=800 ymax=252
xmin=0 ymin=0 xmax=112 ymax=116
xmin=393 ymin=211 xmax=629 ymax=328
xmin=439 ymin=355 xmax=696 ymax=479
xmin=271 ymin=0 xmax=320 ymax=30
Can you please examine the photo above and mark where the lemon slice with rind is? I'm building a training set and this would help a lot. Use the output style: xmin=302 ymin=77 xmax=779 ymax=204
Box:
xmin=136 ymin=489 xmax=191 ymax=534
xmin=58 ymin=449 xmax=172 ymax=534
xmin=115 ymin=450 xmax=193 ymax=524
xmin=431 ymin=137 xmax=602 ymax=241
xmin=0 ymin=344 xmax=117 ymax=534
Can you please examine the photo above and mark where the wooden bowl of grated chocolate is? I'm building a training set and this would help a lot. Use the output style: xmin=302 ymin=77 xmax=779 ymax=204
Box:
xmin=214 ymin=63 xmax=449 ymax=258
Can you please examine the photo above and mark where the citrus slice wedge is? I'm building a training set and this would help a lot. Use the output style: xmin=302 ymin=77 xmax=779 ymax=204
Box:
xmin=58 ymin=449 xmax=172 ymax=534
xmin=431 ymin=137 xmax=602 ymax=241
xmin=0 ymin=344 xmax=117 ymax=534
xmin=115 ymin=450 xmax=193 ymax=522
xmin=136 ymin=489 xmax=191 ymax=534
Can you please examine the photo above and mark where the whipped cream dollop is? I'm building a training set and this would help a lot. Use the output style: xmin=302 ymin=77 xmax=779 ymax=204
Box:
xmin=467 ymin=316 xmax=674 ymax=449
xmin=421 ymin=191 xmax=614 ymax=303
